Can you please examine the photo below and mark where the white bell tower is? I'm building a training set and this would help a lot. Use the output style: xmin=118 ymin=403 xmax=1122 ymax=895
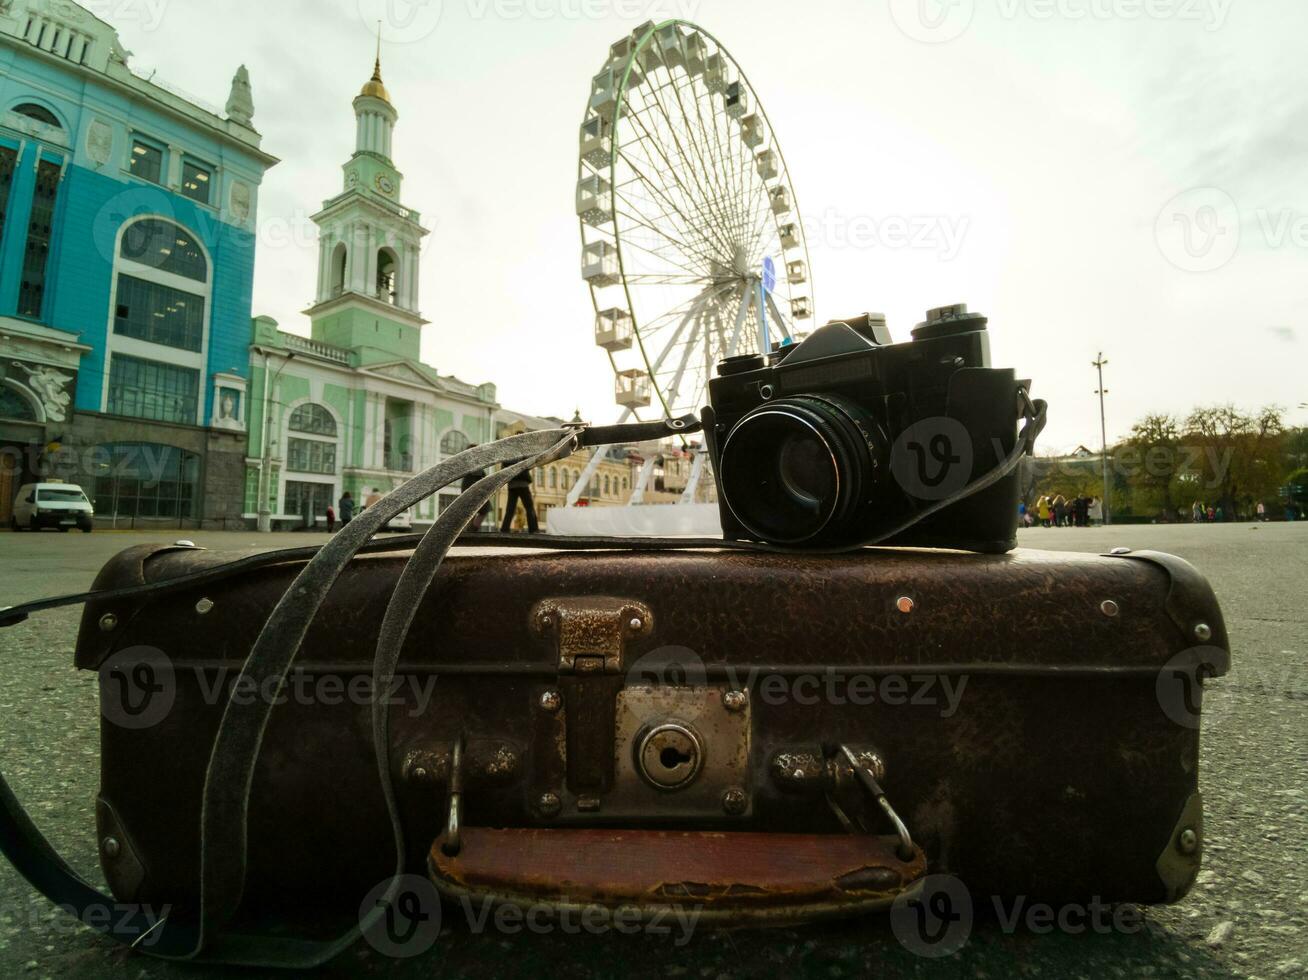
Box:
xmin=306 ymin=46 xmax=430 ymax=363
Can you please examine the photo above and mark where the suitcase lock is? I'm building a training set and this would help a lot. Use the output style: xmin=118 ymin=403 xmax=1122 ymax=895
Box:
xmin=531 ymin=597 xmax=751 ymax=820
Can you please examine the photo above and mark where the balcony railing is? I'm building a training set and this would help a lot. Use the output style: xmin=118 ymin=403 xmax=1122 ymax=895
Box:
xmin=280 ymin=332 xmax=352 ymax=365
xmin=386 ymin=452 xmax=414 ymax=473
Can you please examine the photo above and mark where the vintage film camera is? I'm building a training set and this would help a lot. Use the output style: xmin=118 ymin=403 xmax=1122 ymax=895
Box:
xmin=704 ymin=304 xmax=1029 ymax=553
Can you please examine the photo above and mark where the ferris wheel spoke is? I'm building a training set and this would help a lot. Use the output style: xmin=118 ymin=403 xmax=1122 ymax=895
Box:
xmin=614 ymin=134 xmax=723 ymax=255
xmin=613 ymin=187 xmax=725 ymax=275
xmin=662 ymin=70 xmax=740 ymax=245
xmin=619 ymin=112 xmax=742 ymax=264
xmin=637 ymin=79 xmax=741 ymax=259
xmin=614 ymin=119 xmax=737 ymax=261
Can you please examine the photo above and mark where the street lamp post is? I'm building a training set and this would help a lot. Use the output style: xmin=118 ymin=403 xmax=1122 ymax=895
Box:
xmin=1093 ymin=353 xmax=1111 ymax=527
xmin=256 ymin=350 xmax=296 ymax=533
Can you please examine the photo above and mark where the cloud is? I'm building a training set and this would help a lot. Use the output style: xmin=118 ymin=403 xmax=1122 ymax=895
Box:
xmin=1266 ymin=326 xmax=1297 ymax=343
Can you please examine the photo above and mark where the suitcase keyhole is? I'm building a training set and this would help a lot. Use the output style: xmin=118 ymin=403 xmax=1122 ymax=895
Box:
xmin=661 ymin=746 xmax=693 ymax=771
xmin=637 ymin=723 xmax=704 ymax=790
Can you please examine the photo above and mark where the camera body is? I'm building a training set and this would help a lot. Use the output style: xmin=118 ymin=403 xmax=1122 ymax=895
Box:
xmin=704 ymin=304 xmax=1027 ymax=553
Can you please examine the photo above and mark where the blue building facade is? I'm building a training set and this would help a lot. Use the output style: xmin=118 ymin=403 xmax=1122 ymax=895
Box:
xmin=0 ymin=0 xmax=276 ymax=527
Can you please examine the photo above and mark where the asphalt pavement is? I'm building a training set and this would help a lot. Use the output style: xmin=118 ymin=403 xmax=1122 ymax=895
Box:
xmin=0 ymin=523 xmax=1303 ymax=979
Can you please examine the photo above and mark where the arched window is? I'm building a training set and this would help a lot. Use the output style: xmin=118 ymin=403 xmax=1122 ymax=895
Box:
xmin=550 ymin=467 xmax=558 ymax=489
xmin=441 ymin=430 xmax=470 ymax=456
xmin=330 ymin=242 xmax=348 ymax=296
xmin=106 ymin=217 xmax=211 ymax=425
xmin=0 ymin=385 xmax=38 ymax=422
xmin=287 ymin=403 xmax=338 ymax=475
xmin=603 ymin=475 xmax=611 ymax=496
xmin=13 ymin=103 xmax=61 ymax=128
xmin=120 ymin=218 xmax=208 ymax=282
xmin=289 ymin=403 xmax=338 ymax=437
xmin=92 ymin=442 xmax=201 ymax=518
xmin=377 ymin=248 xmax=399 ymax=305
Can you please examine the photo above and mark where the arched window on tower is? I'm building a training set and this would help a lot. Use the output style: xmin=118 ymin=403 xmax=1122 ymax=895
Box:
xmin=377 ymin=248 xmax=399 ymax=305
xmin=331 ymin=243 xmax=348 ymax=297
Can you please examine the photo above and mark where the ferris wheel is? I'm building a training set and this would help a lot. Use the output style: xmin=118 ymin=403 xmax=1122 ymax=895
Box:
xmin=568 ymin=20 xmax=815 ymax=506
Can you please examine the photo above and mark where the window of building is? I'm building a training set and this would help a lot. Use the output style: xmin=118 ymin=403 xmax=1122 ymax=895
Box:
xmin=376 ymin=248 xmax=399 ymax=305
xmin=0 ymin=386 xmax=37 ymax=422
xmin=17 ymin=159 xmax=60 ymax=319
xmin=603 ymin=475 xmax=611 ymax=496
xmin=550 ymin=468 xmax=558 ymax=489
xmin=440 ymin=430 xmax=471 ymax=456
xmin=287 ymin=404 xmax=338 ymax=477
xmin=107 ymin=354 xmax=199 ymax=424
xmin=13 ymin=104 xmax=59 ymax=128
xmin=130 ymin=139 xmax=164 ymax=184
xmin=284 ymin=481 xmax=332 ymax=522
xmin=93 ymin=442 xmax=200 ymax=519
xmin=287 ymin=438 xmax=337 ymax=475
xmin=113 ymin=275 xmax=205 ymax=352
xmin=120 ymin=218 xmax=208 ymax=281
xmin=181 ymin=159 xmax=212 ymax=205
xmin=0 ymin=146 xmax=16 ymax=245
xmin=289 ymin=403 xmax=338 ymax=437
xmin=13 ymin=103 xmax=61 ymax=128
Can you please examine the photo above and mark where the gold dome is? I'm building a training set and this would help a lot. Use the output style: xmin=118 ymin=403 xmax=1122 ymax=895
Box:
xmin=359 ymin=58 xmax=391 ymax=104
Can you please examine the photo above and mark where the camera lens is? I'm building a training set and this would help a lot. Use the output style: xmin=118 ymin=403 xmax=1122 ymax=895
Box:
xmin=719 ymin=396 xmax=881 ymax=545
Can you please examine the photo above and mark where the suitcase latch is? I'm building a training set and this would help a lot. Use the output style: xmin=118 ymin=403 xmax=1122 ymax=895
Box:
xmin=531 ymin=596 xmax=652 ymax=675
xmin=532 ymin=597 xmax=654 ymax=800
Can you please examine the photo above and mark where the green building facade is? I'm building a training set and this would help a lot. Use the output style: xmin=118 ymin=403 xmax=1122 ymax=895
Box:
xmin=243 ymin=57 xmax=498 ymax=529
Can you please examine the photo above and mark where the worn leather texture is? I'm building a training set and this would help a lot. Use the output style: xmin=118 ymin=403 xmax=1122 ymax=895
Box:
xmin=79 ymin=544 xmax=1228 ymax=918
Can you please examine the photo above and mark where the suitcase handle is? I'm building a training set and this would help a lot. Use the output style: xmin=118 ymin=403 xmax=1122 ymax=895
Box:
xmin=429 ymin=827 xmax=926 ymax=923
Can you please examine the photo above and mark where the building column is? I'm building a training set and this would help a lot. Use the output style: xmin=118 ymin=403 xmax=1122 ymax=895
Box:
xmin=166 ymin=143 xmax=184 ymax=191
xmin=364 ymin=236 xmax=378 ymax=299
xmin=405 ymin=246 xmax=420 ymax=311
xmin=316 ymin=231 xmax=333 ymax=300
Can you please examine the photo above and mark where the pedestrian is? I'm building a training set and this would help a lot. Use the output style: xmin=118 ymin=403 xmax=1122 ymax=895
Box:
xmin=500 ymin=462 xmax=540 ymax=534
xmin=339 ymin=491 xmax=355 ymax=526
xmin=1037 ymin=496 xmax=1051 ymax=528
xmin=1075 ymin=496 xmax=1089 ymax=528
xmin=1053 ymin=495 xmax=1067 ymax=528
xmin=1256 ymin=501 xmax=1266 ymax=522
xmin=365 ymin=487 xmax=383 ymax=510
xmin=326 ymin=504 xmax=336 ymax=534
xmin=461 ymin=445 xmax=492 ymax=532
xmin=1088 ymin=496 xmax=1103 ymax=526
xmin=1206 ymin=505 xmax=1216 ymax=523
xmin=1192 ymin=501 xmax=1203 ymax=524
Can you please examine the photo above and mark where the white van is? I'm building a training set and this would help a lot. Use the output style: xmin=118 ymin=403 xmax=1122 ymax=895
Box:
xmin=11 ymin=482 xmax=95 ymax=533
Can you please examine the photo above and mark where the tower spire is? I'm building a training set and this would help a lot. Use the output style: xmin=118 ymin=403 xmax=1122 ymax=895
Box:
xmin=373 ymin=21 xmax=383 ymax=81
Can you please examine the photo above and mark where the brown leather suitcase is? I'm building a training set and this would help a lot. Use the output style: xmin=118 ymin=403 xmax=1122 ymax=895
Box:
xmin=47 ymin=537 xmax=1227 ymax=953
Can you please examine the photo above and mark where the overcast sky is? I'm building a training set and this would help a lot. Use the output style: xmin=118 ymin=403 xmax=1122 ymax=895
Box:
xmin=106 ymin=0 xmax=1306 ymax=452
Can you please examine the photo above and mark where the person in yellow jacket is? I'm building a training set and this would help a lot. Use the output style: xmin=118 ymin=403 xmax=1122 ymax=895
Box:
xmin=1036 ymin=496 xmax=1052 ymax=527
